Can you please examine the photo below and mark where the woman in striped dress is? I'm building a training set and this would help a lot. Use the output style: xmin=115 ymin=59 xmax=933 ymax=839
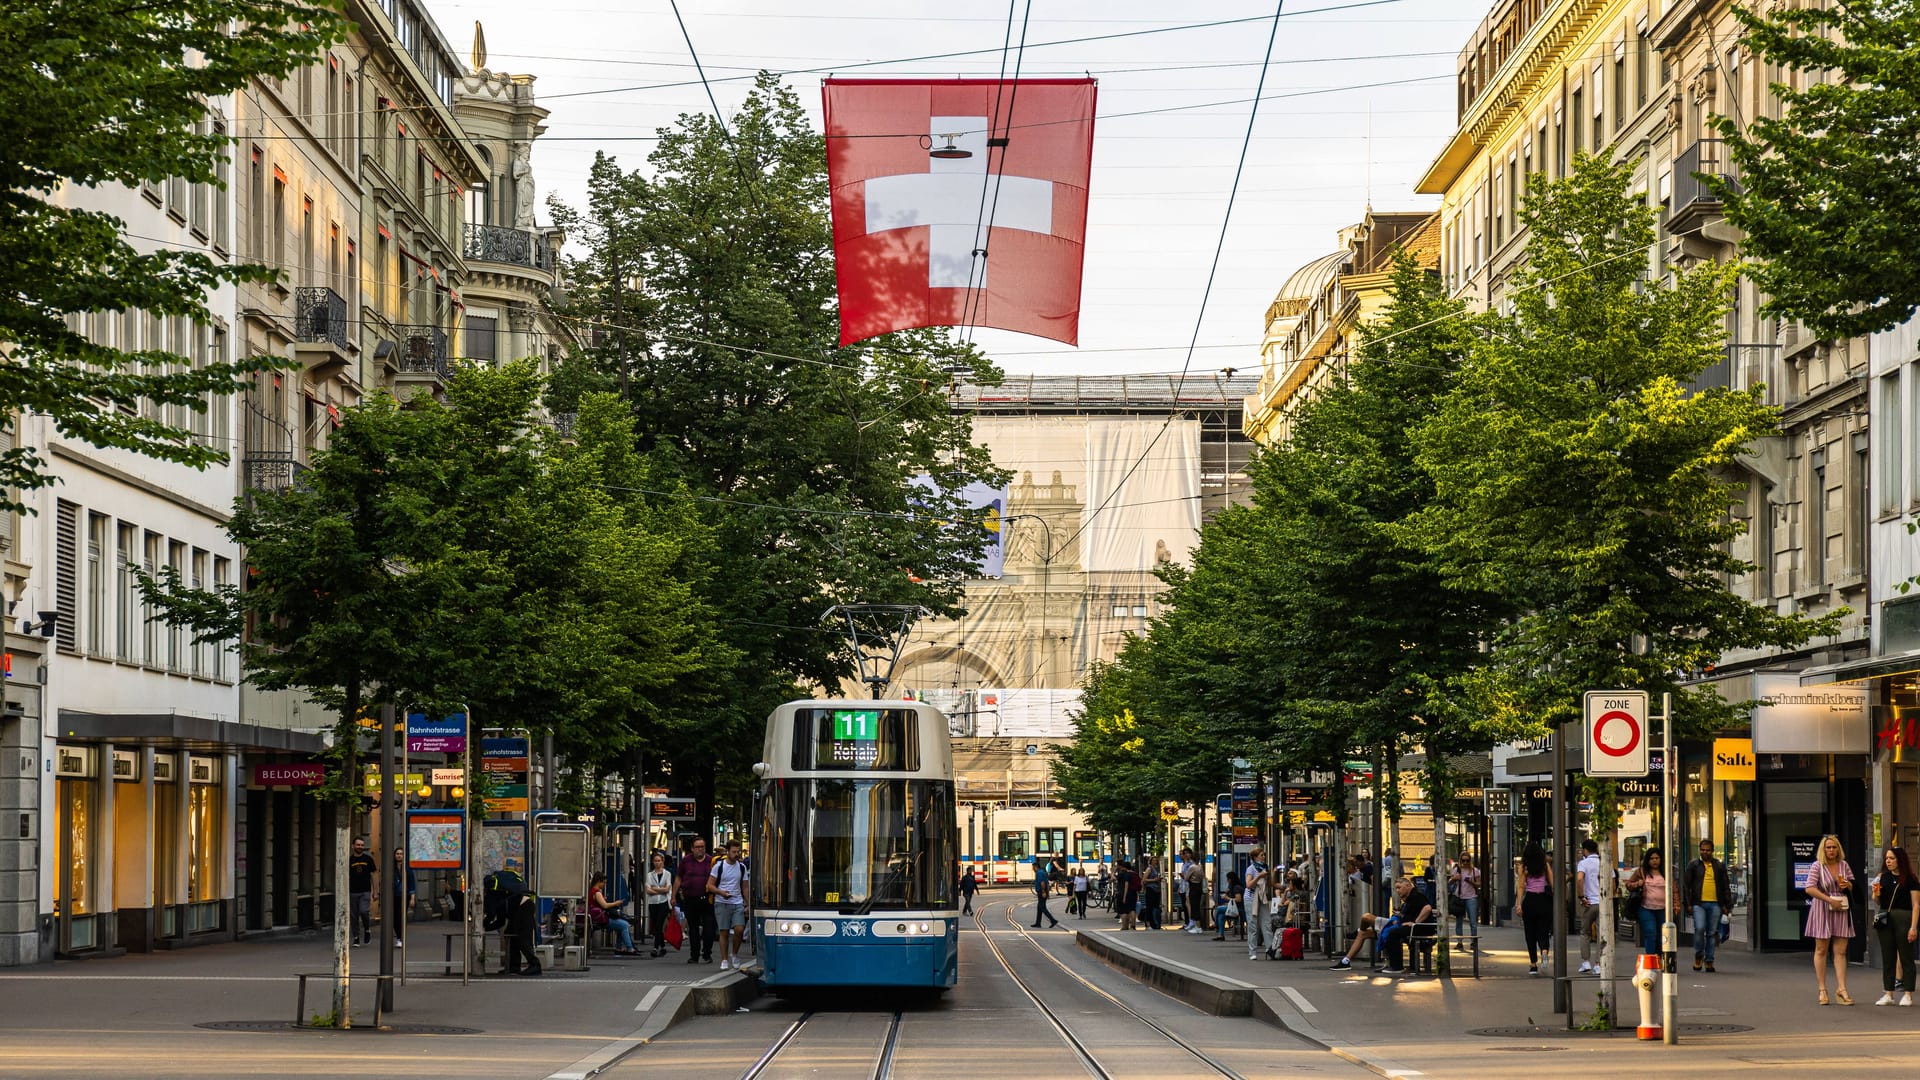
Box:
xmin=1804 ymin=834 xmax=1856 ymax=1005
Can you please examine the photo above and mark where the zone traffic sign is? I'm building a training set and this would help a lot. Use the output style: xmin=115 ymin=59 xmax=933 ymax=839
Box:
xmin=1583 ymin=690 xmax=1649 ymax=778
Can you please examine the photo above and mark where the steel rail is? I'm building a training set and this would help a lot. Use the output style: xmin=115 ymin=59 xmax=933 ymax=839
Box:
xmin=737 ymin=1009 xmax=904 ymax=1080
xmin=990 ymin=898 xmax=1247 ymax=1080
xmin=971 ymin=901 xmax=1112 ymax=1079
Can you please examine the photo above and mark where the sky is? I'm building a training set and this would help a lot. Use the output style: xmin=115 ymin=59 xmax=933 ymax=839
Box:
xmin=431 ymin=0 xmax=1493 ymax=378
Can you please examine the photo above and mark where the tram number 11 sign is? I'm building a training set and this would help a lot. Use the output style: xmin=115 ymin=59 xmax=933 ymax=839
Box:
xmin=1583 ymin=690 xmax=1650 ymax=778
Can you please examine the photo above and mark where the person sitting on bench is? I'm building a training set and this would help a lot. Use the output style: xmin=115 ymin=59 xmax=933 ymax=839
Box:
xmin=1379 ymin=876 xmax=1435 ymax=975
xmin=1328 ymin=912 xmax=1380 ymax=969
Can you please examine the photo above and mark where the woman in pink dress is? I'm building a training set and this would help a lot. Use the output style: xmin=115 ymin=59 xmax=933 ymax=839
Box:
xmin=1805 ymin=834 xmax=1856 ymax=1005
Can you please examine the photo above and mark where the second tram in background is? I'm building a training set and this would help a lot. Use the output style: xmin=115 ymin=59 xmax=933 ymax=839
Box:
xmin=751 ymin=700 xmax=959 ymax=992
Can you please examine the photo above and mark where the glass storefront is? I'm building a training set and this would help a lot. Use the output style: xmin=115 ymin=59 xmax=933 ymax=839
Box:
xmin=154 ymin=760 xmax=182 ymax=937
xmin=187 ymin=760 xmax=225 ymax=931
xmin=54 ymin=775 xmax=96 ymax=950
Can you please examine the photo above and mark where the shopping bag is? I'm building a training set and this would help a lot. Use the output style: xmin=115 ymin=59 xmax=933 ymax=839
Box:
xmin=664 ymin=909 xmax=684 ymax=950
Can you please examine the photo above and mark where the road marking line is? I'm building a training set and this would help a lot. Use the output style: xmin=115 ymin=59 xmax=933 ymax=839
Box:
xmin=635 ymin=985 xmax=664 ymax=1012
xmin=1279 ymin=986 xmax=1317 ymax=1014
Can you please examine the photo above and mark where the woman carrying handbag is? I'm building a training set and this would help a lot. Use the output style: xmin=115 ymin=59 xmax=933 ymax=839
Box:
xmin=1804 ymin=834 xmax=1856 ymax=1005
xmin=1872 ymin=846 xmax=1920 ymax=1006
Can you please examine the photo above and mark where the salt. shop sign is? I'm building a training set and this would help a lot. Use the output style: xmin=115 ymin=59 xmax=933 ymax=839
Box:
xmin=253 ymin=763 xmax=324 ymax=787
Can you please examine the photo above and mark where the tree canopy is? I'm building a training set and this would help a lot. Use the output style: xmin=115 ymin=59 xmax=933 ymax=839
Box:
xmin=0 ymin=0 xmax=345 ymax=506
xmin=1712 ymin=0 xmax=1920 ymax=338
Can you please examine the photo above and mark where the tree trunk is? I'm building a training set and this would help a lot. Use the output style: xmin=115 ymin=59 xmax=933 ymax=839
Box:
xmin=1600 ymin=827 xmax=1619 ymax=1026
xmin=333 ymin=675 xmax=361 ymax=1028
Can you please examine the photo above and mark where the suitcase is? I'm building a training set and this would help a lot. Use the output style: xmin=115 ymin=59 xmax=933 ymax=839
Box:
xmin=1278 ymin=925 xmax=1305 ymax=961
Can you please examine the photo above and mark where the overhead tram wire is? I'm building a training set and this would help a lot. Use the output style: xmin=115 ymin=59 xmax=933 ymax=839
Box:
xmin=537 ymin=0 xmax=1420 ymax=102
xmin=956 ymin=0 xmax=1029 ymax=348
xmin=667 ymin=0 xmax=763 ymax=212
xmin=1052 ymin=0 xmax=1290 ymax=561
xmin=960 ymin=0 xmax=1036 ymax=343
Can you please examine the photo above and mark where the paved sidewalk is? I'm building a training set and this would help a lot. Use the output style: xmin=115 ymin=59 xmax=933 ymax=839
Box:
xmin=1057 ymin=901 xmax=1920 ymax=1078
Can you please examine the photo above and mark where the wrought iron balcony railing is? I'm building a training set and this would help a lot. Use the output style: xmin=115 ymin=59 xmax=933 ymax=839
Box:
xmin=398 ymin=326 xmax=449 ymax=378
xmin=462 ymin=223 xmax=552 ymax=271
xmin=294 ymin=286 xmax=350 ymax=350
xmin=1672 ymin=139 xmax=1740 ymax=221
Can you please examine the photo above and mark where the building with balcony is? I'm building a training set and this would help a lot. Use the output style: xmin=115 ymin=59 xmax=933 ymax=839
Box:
xmin=454 ymin=44 xmax=577 ymax=376
xmin=1426 ymin=0 xmax=1877 ymax=955
xmin=1242 ymin=210 xmax=1439 ymax=446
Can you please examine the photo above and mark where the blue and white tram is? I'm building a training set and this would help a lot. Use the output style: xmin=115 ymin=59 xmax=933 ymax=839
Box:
xmin=751 ymin=700 xmax=960 ymax=991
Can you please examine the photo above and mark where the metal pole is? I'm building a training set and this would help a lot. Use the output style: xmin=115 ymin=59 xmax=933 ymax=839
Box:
xmin=1661 ymin=691 xmax=1678 ymax=1045
xmin=1552 ymin=720 xmax=1570 ymax=1015
xmin=379 ymin=703 xmax=396 ymax=1014
xmin=462 ymin=706 xmax=472 ymax=986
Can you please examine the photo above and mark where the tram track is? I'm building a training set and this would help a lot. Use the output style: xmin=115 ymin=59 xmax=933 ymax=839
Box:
xmin=737 ymin=1009 xmax=904 ymax=1080
xmin=972 ymin=898 xmax=1246 ymax=1080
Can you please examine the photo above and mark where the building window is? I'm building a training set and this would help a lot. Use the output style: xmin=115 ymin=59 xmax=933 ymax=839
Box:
xmin=55 ymin=499 xmax=79 ymax=654
xmin=249 ymin=149 xmax=265 ymax=260
xmin=1881 ymin=374 xmax=1904 ymax=515
xmin=116 ymin=524 xmax=137 ymax=662
xmin=272 ymin=173 xmax=287 ymax=271
xmin=466 ymin=314 xmax=497 ymax=364
xmin=168 ymin=540 xmax=187 ymax=671
xmin=86 ymin=513 xmax=106 ymax=655
xmin=1614 ymin=46 xmax=1627 ymax=131
xmin=1635 ymin=23 xmax=1650 ymax=107
xmin=143 ymin=532 xmax=161 ymax=665
xmin=213 ymin=556 xmax=233 ymax=681
xmin=1570 ymin=89 xmax=1583 ymax=157
xmin=190 ymin=549 xmax=209 ymax=676
xmin=1809 ymin=451 xmax=1827 ymax=588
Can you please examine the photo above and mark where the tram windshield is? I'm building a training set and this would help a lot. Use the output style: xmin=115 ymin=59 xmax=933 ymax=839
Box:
xmin=758 ymin=778 xmax=955 ymax=911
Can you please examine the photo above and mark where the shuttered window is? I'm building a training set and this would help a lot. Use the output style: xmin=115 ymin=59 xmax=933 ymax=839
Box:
xmin=55 ymin=499 xmax=80 ymax=653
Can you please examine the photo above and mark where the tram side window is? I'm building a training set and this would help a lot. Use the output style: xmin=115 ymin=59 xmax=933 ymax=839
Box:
xmin=998 ymin=831 xmax=1029 ymax=860
xmin=1074 ymin=831 xmax=1099 ymax=861
xmin=1035 ymin=828 xmax=1066 ymax=857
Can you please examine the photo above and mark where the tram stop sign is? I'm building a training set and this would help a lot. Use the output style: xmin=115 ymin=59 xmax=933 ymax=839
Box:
xmin=1159 ymin=800 xmax=1181 ymax=821
xmin=1583 ymin=690 xmax=1649 ymax=778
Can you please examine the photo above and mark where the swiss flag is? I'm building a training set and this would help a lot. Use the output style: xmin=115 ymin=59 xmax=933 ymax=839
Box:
xmin=824 ymin=78 xmax=1096 ymax=347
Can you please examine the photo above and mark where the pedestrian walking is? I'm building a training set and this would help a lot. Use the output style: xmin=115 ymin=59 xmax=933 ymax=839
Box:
xmin=1805 ymin=834 xmax=1856 ymax=1005
xmin=1872 ymin=846 xmax=1919 ymax=1006
xmin=347 ymin=838 xmax=377 ymax=947
xmin=1449 ymin=853 xmax=1481 ymax=946
xmin=1032 ymin=858 xmax=1060 ymax=928
xmin=390 ymin=847 xmax=415 ymax=950
xmin=675 ymin=838 xmax=718 ymax=964
xmin=1114 ymin=860 xmax=1139 ymax=930
xmin=959 ymin=867 xmax=978 ymax=915
xmin=1575 ymin=839 xmax=1603 ymax=973
xmin=1072 ymin=867 xmax=1089 ymax=919
xmin=1684 ymin=840 xmax=1731 ymax=972
xmin=1519 ymin=841 xmax=1553 ymax=975
xmin=710 ymin=840 xmax=749 ymax=970
xmin=1625 ymin=847 xmax=1667 ymax=958
xmin=1142 ymin=857 xmax=1164 ymax=930
xmin=644 ymin=850 xmax=673 ymax=956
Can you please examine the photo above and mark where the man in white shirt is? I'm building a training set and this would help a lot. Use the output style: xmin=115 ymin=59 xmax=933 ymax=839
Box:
xmin=709 ymin=840 xmax=750 ymax=971
xmin=1576 ymin=838 xmax=1603 ymax=974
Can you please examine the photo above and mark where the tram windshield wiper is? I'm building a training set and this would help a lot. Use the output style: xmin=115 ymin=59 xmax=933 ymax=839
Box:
xmin=851 ymin=854 xmax=916 ymax=915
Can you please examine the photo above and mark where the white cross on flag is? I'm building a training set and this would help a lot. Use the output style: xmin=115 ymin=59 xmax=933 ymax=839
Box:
xmin=824 ymin=78 xmax=1096 ymax=347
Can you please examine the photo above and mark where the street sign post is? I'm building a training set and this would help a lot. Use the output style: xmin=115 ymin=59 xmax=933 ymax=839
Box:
xmin=1584 ymin=690 xmax=1650 ymax=777
xmin=1159 ymin=800 xmax=1181 ymax=821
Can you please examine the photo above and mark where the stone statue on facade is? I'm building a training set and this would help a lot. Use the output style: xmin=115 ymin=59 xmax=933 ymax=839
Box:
xmin=511 ymin=141 xmax=535 ymax=228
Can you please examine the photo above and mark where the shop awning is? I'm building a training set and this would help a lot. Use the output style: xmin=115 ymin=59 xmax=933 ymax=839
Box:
xmin=55 ymin=711 xmax=325 ymax=753
xmin=1798 ymin=651 xmax=1920 ymax=687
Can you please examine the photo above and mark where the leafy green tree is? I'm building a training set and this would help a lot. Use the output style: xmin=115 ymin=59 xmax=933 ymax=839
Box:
xmin=551 ymin=74 xmax=1008 ymax=822
xmin=0 ymin=0 xmax=344 ymax=506
xmin=1710 ymin=0 xmax=1920 ymax=338
xmin=1406 ymin=153 xmax=1841 ymax=740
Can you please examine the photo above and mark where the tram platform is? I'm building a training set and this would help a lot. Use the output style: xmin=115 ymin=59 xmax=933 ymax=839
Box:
xmin=1005 ymin=895 xmax=1912 ymax=1080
